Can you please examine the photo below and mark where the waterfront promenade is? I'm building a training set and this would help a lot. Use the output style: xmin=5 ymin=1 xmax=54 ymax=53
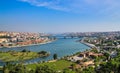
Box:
xmin=80 ymin=37 xmax=98 ymax=49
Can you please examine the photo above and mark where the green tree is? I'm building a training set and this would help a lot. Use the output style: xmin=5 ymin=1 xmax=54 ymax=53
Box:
xmin=3 ymin=63 xmax=29 ymax=73
xmin=21 ymin=49 xmax=27 ymax=52
xmin=82 ymin=67 xmax=96 ymax=73
xmin=35 ymin=65 xmax=56 ymax=73
xmin=53 ymin=54 xmax=57 ymax=60
xmin=76 ymin=60 xmax=80 ymax=64
xmin=38 ymin=51 xmax=47 ymax=55
xmin=63 ymin=68 xmax=75 ymax=73
xmin=71 ymin=64 xmax=76 ymax=70
xmin=104 ymin=52 xmax=110 ymax=60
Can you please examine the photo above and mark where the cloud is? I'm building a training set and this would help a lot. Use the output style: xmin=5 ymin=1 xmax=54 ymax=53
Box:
xmin=19 ymin=0 xmax=70 ymax=11
xmin=19 ymin=0 xmax=120 ymax=15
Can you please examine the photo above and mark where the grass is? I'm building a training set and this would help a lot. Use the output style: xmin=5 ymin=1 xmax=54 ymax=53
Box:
xmin=27 ymin=60 xmax=75 ymax=71
xmin=0 ymin=51 xmax=48 ymax=62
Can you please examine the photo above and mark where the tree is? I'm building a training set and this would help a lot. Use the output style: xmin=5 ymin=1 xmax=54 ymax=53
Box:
xmin=21 ymin=49 xmax=27 ymax=52
xmin=104 ymin=52 xmax=110 ymax=60
xmin=3 ymin=65 xmax=9 ymax=73
xmin=35 ymin=65 xmax=56 ymax=73
xmin=38 ymin=51 xmax=47 ymax=55
xmin=76 ymin=60 xmax=80 ymax=64
xmin=53 ymin=54 xmax=57 ymax=60
xmin=82 ymin=67 xmax=96 ymax=73
xmin=71 ymin=64 xmax=76 ymax=70
xmin=63 ymin=68 xmax=75 ymax=73
xmin=3 ymin=63 xmax=29 ymax=73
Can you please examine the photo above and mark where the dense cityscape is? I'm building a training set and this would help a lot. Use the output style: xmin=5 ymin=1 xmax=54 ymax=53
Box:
xmin=0 ymin=31 xmax=53 ymax=48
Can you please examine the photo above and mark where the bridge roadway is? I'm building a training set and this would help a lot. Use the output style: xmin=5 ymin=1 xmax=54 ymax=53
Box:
xmin=40 ymin=35 xmax=99 ymax=39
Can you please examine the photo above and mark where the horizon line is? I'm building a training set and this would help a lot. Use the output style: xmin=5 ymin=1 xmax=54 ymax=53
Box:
xmin=0 ymin=30 xmax=120 ymax=34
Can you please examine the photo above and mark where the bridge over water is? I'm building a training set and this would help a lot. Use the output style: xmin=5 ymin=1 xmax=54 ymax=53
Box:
xmin=40 ymin=35 xmax=84 ymax=39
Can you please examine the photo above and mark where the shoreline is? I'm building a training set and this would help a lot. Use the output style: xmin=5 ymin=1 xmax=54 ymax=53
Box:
xmin=0 ymin=51 xmax=50 ymax=62
xmin=0 ymin=38 xmax=93 ymax=67
xmin=0 ymin=40 xmax=56 ymax=49
xmin=80 ymin=37 xmax=98 ymax=49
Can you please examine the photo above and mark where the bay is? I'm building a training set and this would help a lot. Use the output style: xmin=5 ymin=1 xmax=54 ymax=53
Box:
xmin=0 ymin=38 xmax=90 ymax=65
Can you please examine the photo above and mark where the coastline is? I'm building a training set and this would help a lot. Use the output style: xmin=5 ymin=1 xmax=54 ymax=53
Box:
xmin=0 ymin=40 xmax=56 ymax=49
xmin=0 ymin=38 xmax=93 ymax=67
xmin=80 ymin=37 xmax=98 ymax=49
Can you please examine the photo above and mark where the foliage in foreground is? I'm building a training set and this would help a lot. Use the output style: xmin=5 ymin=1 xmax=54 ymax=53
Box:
xmin=3 ymin=63 xmax=56 ymax=73
xmin=3 ymin=48 xmax=120 ymax=73
xmin=3 ymin=60 xmax=75 ymax=73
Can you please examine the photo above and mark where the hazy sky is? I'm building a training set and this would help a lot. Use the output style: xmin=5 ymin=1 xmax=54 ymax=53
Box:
xmin=0 ymin=0 xmax=120 ymax=33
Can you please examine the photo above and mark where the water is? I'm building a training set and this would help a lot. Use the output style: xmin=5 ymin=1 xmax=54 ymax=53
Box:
xmin=0 ymin=38 xmax=90 ymax=65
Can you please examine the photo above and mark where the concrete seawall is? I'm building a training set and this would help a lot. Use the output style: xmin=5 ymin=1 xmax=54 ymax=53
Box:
xmin=80 ymin=37 xmax=98 ymax=49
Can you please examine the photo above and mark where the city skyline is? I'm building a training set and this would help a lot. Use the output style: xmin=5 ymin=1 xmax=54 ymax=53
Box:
xmin=0 ymin=0 xmax=120 ymax=33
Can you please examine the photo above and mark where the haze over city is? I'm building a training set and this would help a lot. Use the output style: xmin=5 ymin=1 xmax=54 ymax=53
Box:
xmin=0 ymin=0 xmax=120 ymax=33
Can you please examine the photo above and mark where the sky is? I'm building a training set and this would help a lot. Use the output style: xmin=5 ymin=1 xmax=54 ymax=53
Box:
xmin=0 ymin=0 xmax=120 ymax=33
